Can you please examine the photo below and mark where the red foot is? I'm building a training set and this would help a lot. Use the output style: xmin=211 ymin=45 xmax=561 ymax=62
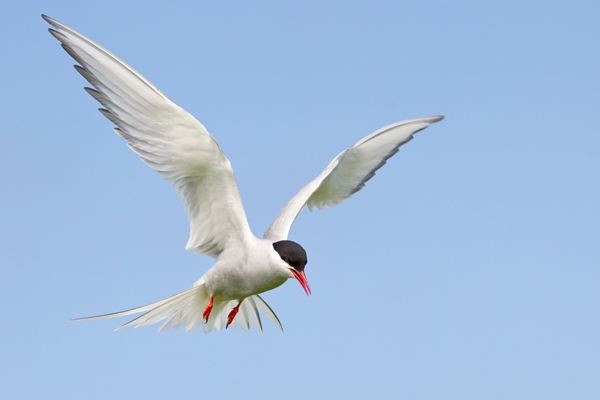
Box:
xmin=203 ymin=296 xmax=214 ymax=323
xmin=226 ymin=302 xmax=242 ymax=328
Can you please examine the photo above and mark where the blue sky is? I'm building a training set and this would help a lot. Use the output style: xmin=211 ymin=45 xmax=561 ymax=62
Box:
xmin=2 ymin=1 xmax=599 ymax=398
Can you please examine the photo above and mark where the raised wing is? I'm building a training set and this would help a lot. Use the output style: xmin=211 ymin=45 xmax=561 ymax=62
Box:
xmin=44 ymin=15 xmax=253 ymax=257
xmin=264 ymin=116 xmax=444 ymax=241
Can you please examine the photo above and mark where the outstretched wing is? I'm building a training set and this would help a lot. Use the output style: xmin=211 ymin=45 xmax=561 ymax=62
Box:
xmin=263 ymin=116 xmax=444 ymax=241
xmin=44 ymin=15 xmax=253 ymax=257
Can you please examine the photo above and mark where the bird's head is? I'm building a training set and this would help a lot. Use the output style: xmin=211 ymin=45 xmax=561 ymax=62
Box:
xmin=273 ymin=240 xmax=310 ymax=296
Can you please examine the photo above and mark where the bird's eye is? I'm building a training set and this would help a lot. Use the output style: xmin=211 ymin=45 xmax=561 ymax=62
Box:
xmin=284 ymin=257 xmax=290 ymax=263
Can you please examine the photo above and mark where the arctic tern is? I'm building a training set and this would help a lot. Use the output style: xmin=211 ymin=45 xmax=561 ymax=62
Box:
xmin=43 ymin=15 xmax=444 ymax=333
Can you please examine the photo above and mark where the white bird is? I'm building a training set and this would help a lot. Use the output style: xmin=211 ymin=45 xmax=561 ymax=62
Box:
xmin=44 ymin=14 xmax=444 ymax=334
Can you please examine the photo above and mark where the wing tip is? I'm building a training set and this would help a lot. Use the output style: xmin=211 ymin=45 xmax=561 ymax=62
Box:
xmin=412 ymin=115 xmax=444 ymax=125
xmin=43 ymin=15 xmax=64 ymax=33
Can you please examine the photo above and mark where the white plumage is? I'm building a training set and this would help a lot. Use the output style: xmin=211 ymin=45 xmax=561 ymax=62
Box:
xmin=44 ymin=15 xmax=443 ymax=334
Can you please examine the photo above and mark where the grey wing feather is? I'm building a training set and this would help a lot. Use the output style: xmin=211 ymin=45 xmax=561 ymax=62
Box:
xmin=44 ymin=15 xmax=253 ymax=257
xmin=263 ymin=116 xmax=444 ymax=241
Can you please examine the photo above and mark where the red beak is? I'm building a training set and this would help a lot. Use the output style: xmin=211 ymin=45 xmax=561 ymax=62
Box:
xmin=290 ymin=269 xmax=311 ymax=296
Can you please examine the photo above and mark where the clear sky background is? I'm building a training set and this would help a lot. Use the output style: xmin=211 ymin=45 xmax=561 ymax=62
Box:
xmin=2 ymin=1 xmax=599 ymax=399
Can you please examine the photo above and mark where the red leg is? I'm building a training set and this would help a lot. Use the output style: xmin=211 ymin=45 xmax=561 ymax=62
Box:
xmin=203 ymin=296 xmax=214 ymax=323
xmin=226 ymin=301 xmax=242 ymax=328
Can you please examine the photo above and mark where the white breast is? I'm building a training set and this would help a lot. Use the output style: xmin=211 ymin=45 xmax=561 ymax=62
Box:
xmin=199 ymin=238 xmax=290 ymax=300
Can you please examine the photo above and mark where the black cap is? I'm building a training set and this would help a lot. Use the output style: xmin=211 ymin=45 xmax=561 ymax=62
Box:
xmin=273 ymin=240 xmax=307 ymax=272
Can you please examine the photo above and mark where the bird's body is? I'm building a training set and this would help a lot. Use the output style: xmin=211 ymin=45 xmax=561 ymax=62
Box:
xmin=43 ymin=14 xmax=443 ymax=334
xmin=201 ymin=237 xmax=291 ymax=301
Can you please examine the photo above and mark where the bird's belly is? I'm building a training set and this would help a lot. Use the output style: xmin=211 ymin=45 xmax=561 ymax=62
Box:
xmin=211 ymin=270 xmax=288 ymax=300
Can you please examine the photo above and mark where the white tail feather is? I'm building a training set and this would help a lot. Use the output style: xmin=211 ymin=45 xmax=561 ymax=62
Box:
xmin=71 ymin=285 xmax=283 ymax=334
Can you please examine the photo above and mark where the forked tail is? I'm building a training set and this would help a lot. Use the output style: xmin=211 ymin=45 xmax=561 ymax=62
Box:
xmin=72 ymin=284 xmax=283 ymax=333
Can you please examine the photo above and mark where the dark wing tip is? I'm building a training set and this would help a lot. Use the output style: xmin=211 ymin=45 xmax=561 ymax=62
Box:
xmin=42 ymin=14 xmax=60 ymax=28
xmin=48 ymin=28 xmax=64 ymax=41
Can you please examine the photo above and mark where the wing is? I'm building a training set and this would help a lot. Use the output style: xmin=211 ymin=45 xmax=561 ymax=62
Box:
xmin=263 ymin=116 xmax=444 ymax=241
xmin=44 ymin=15 xmax=253 ymax=257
